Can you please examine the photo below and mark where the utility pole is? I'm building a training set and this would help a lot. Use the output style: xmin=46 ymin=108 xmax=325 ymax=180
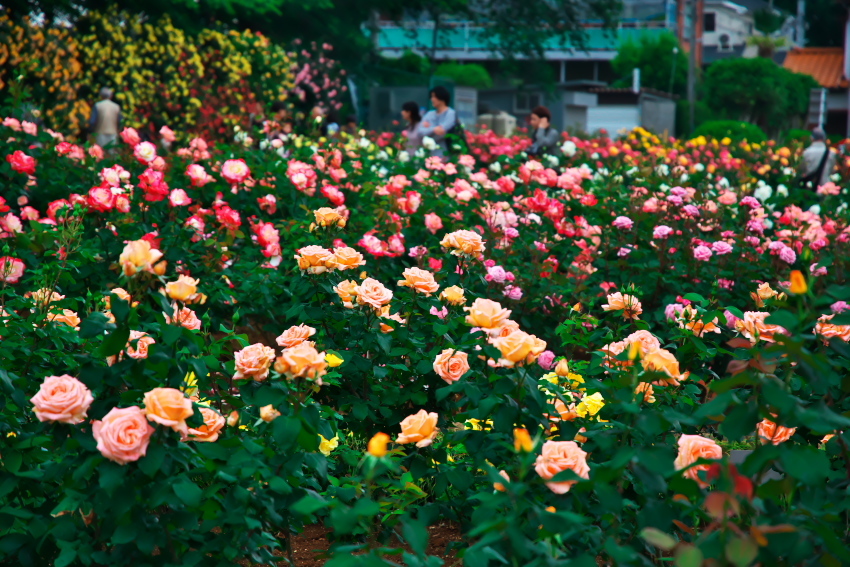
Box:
xmin=797 ymin=0 xmax=806 ymax=46
xmin=687 ymin=0 xmax=697 ymax=134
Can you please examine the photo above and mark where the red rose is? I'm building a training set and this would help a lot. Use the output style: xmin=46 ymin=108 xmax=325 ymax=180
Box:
xmin=6 ymin=150 xmax=36 ymax=175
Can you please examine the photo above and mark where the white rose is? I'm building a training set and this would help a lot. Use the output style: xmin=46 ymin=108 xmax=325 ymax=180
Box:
xmin=399 ymin=151 xmax=410 ymax=163
xmin=753 ymin=185 xmax=773 ymax=202
xmin=561 ymin=141 xmax=577 ymax=157
xmin=490 ymin=161 xmax=502 ymax=173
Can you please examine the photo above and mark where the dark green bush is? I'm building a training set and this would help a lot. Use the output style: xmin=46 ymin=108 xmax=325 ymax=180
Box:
xmin=693 ymin=120 xmax=768 ymax=143
xmin=434 ymin=62 xmax=494 ymax=89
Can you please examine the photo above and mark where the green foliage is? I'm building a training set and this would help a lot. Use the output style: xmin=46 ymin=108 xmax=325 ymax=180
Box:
xmin=783 ymin=128 xmax=812 ymax=145
xmin=675 ymin=99 xmax=713 ymax=137
xmin=612 ymin=31 xmax=688 ymax=96
xmin=703 ymin=58 xmax=819 ymax=135
xmin=434 ymin=62 xmax=494 ymax=89
xmin=693 ymin=120 xmax=768 ymax=143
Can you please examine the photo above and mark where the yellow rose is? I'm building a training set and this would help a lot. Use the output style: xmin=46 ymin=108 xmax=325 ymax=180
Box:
xmin=575 ymin=392 xmax=605 ymax=418
xmin=325 ymin=353 xmax=344 ymax=367
xmin=165 ymin=274 xmax=199 ymax=302
xmin=313 ymin=207 xmax=346 ymax=227
xmin=514 ymin=428 xmax=534 ymax=452
xmin=440 ymin=285 xmax=466 ymax=305
xmin=318 ymin=435 xmax=339 ymax=456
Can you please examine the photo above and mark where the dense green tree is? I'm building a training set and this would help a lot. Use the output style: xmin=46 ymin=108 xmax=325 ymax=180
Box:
xmin=703 ymin=57 xmax=819 ymax=135
xmin=433 ymin=62 xmax=493 ymax=88
xmin=611 ymin=31 xmax=688 ymax=96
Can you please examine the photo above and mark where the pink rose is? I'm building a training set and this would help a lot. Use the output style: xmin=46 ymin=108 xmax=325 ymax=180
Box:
xmin=169 ymin=189 xmax=192 ymax=207
xmin=612 ymin=216 xmax=633 ymax=230
xmin=30 ymin=375 xmax=94 ymax=424
xmin=0 ymin=256 xmax=25 ymax=284
xmin=6 ymin=150 xmax=36 ymax=175
xmin=693 ymin=245 xmax=712 ymax=261
xmin=433 ymin=348 xmax=470 ymax=384
xmin=221 ymin=159 xmax=250 ymax=185
xmin=159 ymin=125 xmax=176 ymax=143
xmin=537 ymin=350 xmax=556 ymax=370
xmin=120 ymin=128 xmax=141 ymax=146
xmin=133 ymin=142 xmax=157 ymax=164
xmin=424 ymin=213 xmax=443 ymax=235
xmin=653 ymin=225 xmax=673 ymax=239
xmin=92 ymin=406 xmax=155 ymax=465
xmin=87 ymin=186 xmax=115 ymax=212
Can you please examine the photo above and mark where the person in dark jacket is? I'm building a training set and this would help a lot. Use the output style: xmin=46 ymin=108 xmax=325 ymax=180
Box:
xmin=528 ymin=105 xmax=560 ymax=156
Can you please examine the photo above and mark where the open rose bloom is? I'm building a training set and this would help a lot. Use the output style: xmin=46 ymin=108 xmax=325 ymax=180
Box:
xmin=30 ymin=375 xmax=94 ymax=424
xmin=92 ymin=406 xmax=155 ymax=465
xmin=433 ymin=348 xmax=470 ymax=384
xmin=674 ymin=434 xmax=722 ymax=487
xmin=397 ymin=409 xmax=439 ymax=447
xmin=535 ymin=440 xmax=590 ymax=494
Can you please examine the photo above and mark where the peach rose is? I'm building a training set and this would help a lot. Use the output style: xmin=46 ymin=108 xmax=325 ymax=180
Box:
xmin=30 ymin=374 xmax=94 ymax=424
xmin=757 ymin=418 xmax=796 ymax=445
xmin=333 ymin=279 xmax=359 ymax=307
xmin=396 ymin=409 xmax=439 ymax=448
xmin=126 ymin=331 xmax=155 ymax=359
xmin=433 ymin=349 xmax=470 ymax=384
xmin=356 ymin=277 xmax=393 ymax=310
xmin=398 ymin=267 xmax=439 ymax=296
xmin=276 ymin=324 xmax=317 ymax=348
xmin=491 ymin=330 xmax=537 ymax=367
xmin=27 ymin=288 xmax=65 ymax=306
xmin=600 ymin=340 xmax=632 ymax=368
xmin=624 ymin=330 xmax=661 ymax=356
xmin=233 ymin=343 xmax=276 ymax=381
xmin=378 ymin=308 xmax=407 ymax=333
xmin=751 ymin=282 xmax=779 ymax=308
xmin=674 ymin=434 xmax=721 ymax=487
xmin=119 ymin=239 xmax=163 ymax=277
xmin=143 ymin=387 xmax=194 ymax=438
xmin=167 ymin=306 xmax=202 ymax=330
xmin=550 ymin=393 xmax=578 ymax=422
xmin=678 ymin=305 xmax=720 ymax=337
xmin=814 ymin=314 xmax=850 ymax=344
xmin=314 ymin=207 xmax=346 ymax=227
xmin=188 ymin=407 xmax=226 ymax=442
xmin=440 ymin=285 xmax=466 ymax=305
xmin=534 ymin=440 xmax=590 ymax=494
xmin=735 ymin=311 xmax=787 ymax=343
xmin=602 ymin=292 xmax=642 ymax=319
xmin=641 ymin=348 xmax=688 ymax=386
xmin=440 ymin=229 xmax=486 ymax=256
xmin=326 ymin=247 xmax=365 ymax=271
xmin=493 ymin=470 xmax=510 ymax=492
xmin=165 ymin=275 xmax=199 ymax=302
xmin=274 ymin=342 xmax=328 ymax=384
xmin=260 ymin=405 xmax=280 ymax=422
xmin=105 ymin=287 xmax=135 ymax=309
xmin=718 ymin=191 xmax=737 ymax=205
xmin=294 ymin=245 xmax=333 ymax=274
xmin=92 ymin=406 xmax=155 ymax=465
xmin=48 ymin=309 xmax=81 ymax=330
xmin=465 ymin=298 xmax=511 ymax=329
xmin=635 ymin=382 xmax=656 ymax=403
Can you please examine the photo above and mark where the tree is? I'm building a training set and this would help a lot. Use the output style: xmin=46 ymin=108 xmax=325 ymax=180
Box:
xmin=433 ymin=62 xmax=493 ymax=89
xmin=611 ymin=32 xmax=688 ymax=96
xmin=703 ymin=57 xmax=819 ymax=135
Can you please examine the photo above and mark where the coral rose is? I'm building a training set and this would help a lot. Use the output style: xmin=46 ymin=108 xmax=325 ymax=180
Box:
xmin=356 ymin=277 xmax=393 ymax=310
xmin=274 ymin=342 xmax=328 ymax=383
xmin=534 ymin=440 xmax=591 ymax=494
xmin=119 ymin=239 xmax=164 ymax=277
xmin=188 ymin=407 xmax=226 ymax=442
xmin=465 ymin=298 xmax=511 ymax=329
xmin=326 ymin=247 xmax=365 ymax=271
xmin=440 ymin=229 xmax=486 ymax=256
xmin=92 ymin=406 xmax=155 ymax=465
xmin=126 ymin=331 xmax=155 ymax=359
xmin=143 ymin=387 xmax=194 ymax=438
xmin=641 ymin=348 xmax=688 ymax=386
xmin=433 ymin=349 xmax=470 ymax=384
xmin=260 ymin=405 xmax=280 ymax=422
xmin=165 ymin=275 xmax=199 ymax=302
xmin=233 ymin=343 xmax=276 ymax=381
xmin=602 ymin=292 xmax=642 ymax=319
xmin=30 ymin=375 xmax=94 ymax=424
xmin=396 ymin=409 xmax=439 ymax=448
xmin=814 ymin=314 xmax=850 ymax=344
xmin=440 ymin=285 xmax=466 ymax=305
xmin=678 ymin=305 xmax=721 ymax=337
xmin=491 ymin=330 xmax=537 ymax=367
xmin=757 ymin=418 xmax=796 ymax=445
xmin=674 ymin=434 xmax=722 ymax=487
xmin=48 ymin=309 xmax=81 ymax=330
xmin=735 ymin=311 xmax=787 ymax=343
xmin=276 ymin=324 xmax=317 ymax=348
xmin=493 ymin=470 xmax=510 ymax=492
xmin=167 ymin=307 xmax=202 ymax=330
xmin=398 ymin=267 xmax=439 ymax=296
xmin=333 ymin=279 xmax=359 ymax=307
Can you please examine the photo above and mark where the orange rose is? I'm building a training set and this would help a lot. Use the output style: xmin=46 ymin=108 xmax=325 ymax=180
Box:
xmin=313 ymin=207 xmax=346 ymax=227
xmin=356 ymin=277 xmax=393 ymax=310
xmin=440 ymin=229 xmax=485 ymax=256
xmin=432 ymin=348 xmax=470 ymax=384
xmin=735 ymin=311 xmax=787 ymax=343
xmin=465 ymin=298 xmax=511 ymax=329
xmin=534 ymin=440 xmax=590 ymax=494
xmin=635 ymin=382 xmax=656 ymax=403
xmin=165 ymin=275 xmax=199 ymax=302
xmin=92 ymin=406 xmax=155 ymax=465
xmin=674 ymin=434 xmax=721 ymax=487
xmin=396 ymin=409 xmax=439 ymax=448
xmin=678 ymin=305 xmax=720 ymax=337
xmin=119 ymin=239 xmax=164 ymax=277
xmin=276 ymin=324 xmax=317 ymax=348
xmin=550 ymin=393 xmax=578 ymax=422
xmin=814 ymin=314 xmax=850 ymax=344
xmin=30 ymin=374 xmax=94 ymax=424
xmin=294 ymin=245 xmax=333 ymax=274
xmin=333 ymin=279 xmax=359 ymax=307
xmin=233 ymin=343 xmax=276 ymax=381
xmin=756 ymin=418 xmax=796 ymax=445
xmin=143 ymin=387 xmax=194 ymax=438
xmin=326 ymin=247 xmax=365 ymax=271
xmin=398 ymin=267 xmax=439 ymax=296
xmin=188 ymin=407 xmax=226 ymax=442
xmin=641 ymin=348 xmax=688 ymax=386
xmin=493 ymin=470 xmax=510 ymax=492
xmin=378 ymin=308 xmax=406 ymax=333
xmin=274 ymin=342 xmax=328 ymax=384
xmin=260 ymin=405 xmax=281 ymax=422
xmin=48 ymin=309 xmax=81 ymax=330
xmin=368 ymin=432 xmax=391 ymax=457
xmin=751 ymin=282 xmax=778 ymax=307
xmin=491 ymin=330 xmax=536 ymax=367
xmin=440 ymin=285 xmax=466 ymax=305
xmin=602 ymin=292 xmax=642 ymax=319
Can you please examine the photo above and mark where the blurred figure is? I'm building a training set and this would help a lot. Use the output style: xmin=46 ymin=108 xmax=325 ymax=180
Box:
xmin=527 ymin=106 xmax=560 ymax=156
xmin=401 ymin=101 xmax=423 ymax=155
xmin=341 ymin=114 xmax=359 ymax=137
xmin=800 ymin=127 xmax=837 ymax=189
xmin=419 ymin=86 xmax=457 ymax=157
xmin=90 ymin=87 xmax=121 ymax=149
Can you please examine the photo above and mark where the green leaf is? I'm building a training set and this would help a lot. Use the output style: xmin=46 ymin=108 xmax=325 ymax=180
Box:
xmin=138 ymin=442 xmax=166 ymax=477
xmin=98 ymin=327 xmax=130 ymax=358
xmin=174 ymin=480 xmax=203 ymax=508
xmin=640 ymin=527 xmax=677 ymax=550
xmin=98 ymin=462 xmax=125 ymax=495
xmin=683 ymin=293 xmax=706 ymax=305
xmin=675 ymin=545 xmax=704 ymax=567
xmin=725 ymin=537 xmax=758 ymax=567
xmin=403 ymin=520 xmax=428 ymax=556
xmin=292 ymin=493 xmax=328 ymax=516
xmin=112 ymin=524 xmax=136 ymax=545
xmin=780 ymin=446 xmax=829 ymax=484
xmin=719 ymin=401 xmax=759 ymax=441
xmin=764 ymin=310 xmax=797 ymax=332
xmin=54 ymin=544 xmax=77 ymax=567
xmin=79 ymin=312 xmax=111 ymax=338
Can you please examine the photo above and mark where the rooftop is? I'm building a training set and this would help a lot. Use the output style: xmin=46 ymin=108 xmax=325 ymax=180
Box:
xmin=783 ymin=47 xmax=848 ymax=89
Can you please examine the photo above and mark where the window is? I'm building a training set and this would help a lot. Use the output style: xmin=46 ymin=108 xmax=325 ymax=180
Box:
xmin=515 ymin=92 xmax=542 ymax=112
xmin=704 ymin=12 xmax=716 ymax=32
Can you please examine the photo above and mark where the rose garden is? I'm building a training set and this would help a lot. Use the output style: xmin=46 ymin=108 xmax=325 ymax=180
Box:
xmin=2 ymin=11 xmax=850 ymax=561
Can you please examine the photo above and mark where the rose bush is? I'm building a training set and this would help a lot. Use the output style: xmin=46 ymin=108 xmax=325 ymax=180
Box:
xmin=1 ymin=118 xmax=850 ymax=566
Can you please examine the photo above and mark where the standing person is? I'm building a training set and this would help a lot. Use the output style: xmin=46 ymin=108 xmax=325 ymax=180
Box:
xmin=800 ymin=127 xmax=837 ymax=189
xmin=401 ymin=101 xmax=423 ymax=156
xmin=419 ymin=86 xmax=457 ymax=157
xmin=89 ymin=87 xmax=121 ymax=149
xmin=527 ymin=106 xmax=560 ymax=156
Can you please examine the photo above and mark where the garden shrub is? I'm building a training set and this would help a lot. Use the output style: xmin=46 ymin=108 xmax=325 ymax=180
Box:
xmin=434 ymin=62 xmax=494 ymax=89
xmin=693 ymin=120 xmax=768 ymax=143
